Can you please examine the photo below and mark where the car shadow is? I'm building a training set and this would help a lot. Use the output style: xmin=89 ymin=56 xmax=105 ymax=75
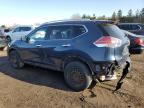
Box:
xmin=0 ymin=56 xmax=72 ymax=92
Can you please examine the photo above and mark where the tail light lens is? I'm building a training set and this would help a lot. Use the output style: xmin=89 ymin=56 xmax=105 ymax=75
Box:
xmin=93 ymin=36 xmax=122 ymax=48
xmin=135 ymin=38 xmax=144 ymax=46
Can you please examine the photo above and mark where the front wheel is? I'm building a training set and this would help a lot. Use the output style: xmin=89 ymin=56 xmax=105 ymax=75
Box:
xmin=64 ymin=61 xmax=92 ymax=91
xmin=9 ymin=50 xmax=24 ymax=69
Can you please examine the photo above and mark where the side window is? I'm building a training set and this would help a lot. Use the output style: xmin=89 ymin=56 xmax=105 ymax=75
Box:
xmin=47 ymin=25 xmax=86 ymax=40
xmin=73 ymin=26 xmax=86 ymax=38
xmin=28 ymin=27 xmax=47 ymax=43
xmin=120 ymin=25 xmax=130 ymax=30
xmin=19 ymin=27 xmax=32 ymax=32
xmin=13 ymin=27 xmax=20 ymax=32
xmin=132 ymin=25 xmax=140 ymax=30
xmin=48 ymin=26 xmax=72 ymax=40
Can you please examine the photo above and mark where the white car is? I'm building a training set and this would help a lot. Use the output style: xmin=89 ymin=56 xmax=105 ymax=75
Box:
xmin=5 ymin=26 xmax=34 ymax=43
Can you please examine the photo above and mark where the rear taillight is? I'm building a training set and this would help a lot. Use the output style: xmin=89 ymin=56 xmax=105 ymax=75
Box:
xmin=93 ymin=36 xmax=122 ymax=48
xmin=135 ymin=38 xmax=144 ymax=46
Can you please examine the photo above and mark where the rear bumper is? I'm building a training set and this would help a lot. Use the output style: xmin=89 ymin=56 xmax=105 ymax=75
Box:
xmin=130 ymin=46 xmax=144 ymax=54
xmin=90 ymin=55 xmax=131 ymax=77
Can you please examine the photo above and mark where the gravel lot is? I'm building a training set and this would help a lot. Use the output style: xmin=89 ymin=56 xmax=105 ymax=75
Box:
xmin=0 ymin=51 xmax=144 ymax=108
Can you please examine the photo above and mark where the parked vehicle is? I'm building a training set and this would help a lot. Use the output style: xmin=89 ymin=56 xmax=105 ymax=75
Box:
xmin=8 ymin=20 xmax=131 ymax=91
xmin=117 ymin=23 xmax=144 ymax=35
xmin=0 ymin=29 xmax=6 ymax=49
xmin=122 ymin=30 xmax=144 ymax=54
xmin=5 ymin=26 xmax=34 ymax=43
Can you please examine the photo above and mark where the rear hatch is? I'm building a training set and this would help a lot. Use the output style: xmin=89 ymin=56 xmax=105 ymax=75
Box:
xmin=98 ymin=23 xmax=130 ymax=61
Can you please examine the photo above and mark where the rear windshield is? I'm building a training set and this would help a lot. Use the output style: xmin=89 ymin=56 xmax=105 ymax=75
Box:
xmin=99 ymin=24 xmax=125 ymax=38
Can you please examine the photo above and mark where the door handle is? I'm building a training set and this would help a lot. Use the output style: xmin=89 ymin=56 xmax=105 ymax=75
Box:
xmin=36 ymin=44 xmax=42 ymax=47
xmin=61 ymin=44 xmax=71 ymax=47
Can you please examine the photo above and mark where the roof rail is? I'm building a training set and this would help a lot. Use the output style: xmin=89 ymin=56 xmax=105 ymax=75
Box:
xmin=42 ymin=19 xmax=91 ymax=25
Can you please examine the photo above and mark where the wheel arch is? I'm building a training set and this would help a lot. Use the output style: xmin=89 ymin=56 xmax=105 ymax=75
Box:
xmin=62 ymin=55 xmax=94 ymax=75
xmin=6 ymin=35 xmax=11 ymax=38
xmin=8 ymin=48 xmax=17 ymax=56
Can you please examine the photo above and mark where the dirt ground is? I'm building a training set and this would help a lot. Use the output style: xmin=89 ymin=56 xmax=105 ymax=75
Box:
xmin=0 ymin=51 xmax=144 ymax=108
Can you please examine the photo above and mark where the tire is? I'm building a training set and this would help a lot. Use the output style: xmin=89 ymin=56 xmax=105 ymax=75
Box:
xmin=64 ymin=61 xmax=92 ymax=91
xmin=9 ymin=50 xmax=24 ymax=69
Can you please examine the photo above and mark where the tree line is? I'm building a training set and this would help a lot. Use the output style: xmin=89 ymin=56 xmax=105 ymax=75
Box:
xmin=81 ymin=8 xmax=144 ymax=23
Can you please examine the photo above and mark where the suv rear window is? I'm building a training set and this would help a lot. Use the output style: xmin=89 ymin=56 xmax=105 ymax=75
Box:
xmin=99 ymin=24 xmax=125 ymax=38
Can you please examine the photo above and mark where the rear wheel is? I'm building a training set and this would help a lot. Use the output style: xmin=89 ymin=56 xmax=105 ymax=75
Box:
xmin=9 ymin=50 xmax=24 ymax=69
xmin=64 ymin=61 xmax=92 ymax=91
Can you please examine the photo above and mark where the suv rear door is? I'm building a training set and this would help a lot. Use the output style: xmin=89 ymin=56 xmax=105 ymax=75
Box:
xmin=39 ymin=25 xmax=87 ymax=70
xmin=37 ymin=25 xmax=73 ymax=70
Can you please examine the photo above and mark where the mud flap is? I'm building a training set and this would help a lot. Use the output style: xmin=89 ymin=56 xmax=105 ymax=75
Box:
xmin=114 ymin=61 xmax=131 ymax=92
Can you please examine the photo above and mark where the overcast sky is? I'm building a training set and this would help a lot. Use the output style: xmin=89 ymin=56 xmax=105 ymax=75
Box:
xmin=0 ymin=0 xmax=144 ymax=26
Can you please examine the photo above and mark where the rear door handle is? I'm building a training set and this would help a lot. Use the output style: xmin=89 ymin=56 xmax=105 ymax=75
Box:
xmin=36 ymin=44 xmax=42 ymax=47
xmin=61 ymin=44 xmax=71 ymax=47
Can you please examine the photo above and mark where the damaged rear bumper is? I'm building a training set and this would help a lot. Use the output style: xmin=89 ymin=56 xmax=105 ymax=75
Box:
xmin=90 ymin=56 xmax=131 ymax=91
xmin=91 ymin=55 xmax=131 ymax=82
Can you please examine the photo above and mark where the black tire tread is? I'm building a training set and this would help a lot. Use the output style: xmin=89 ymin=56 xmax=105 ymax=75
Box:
xmin=64 ymin=61 xmax=92 ymax=91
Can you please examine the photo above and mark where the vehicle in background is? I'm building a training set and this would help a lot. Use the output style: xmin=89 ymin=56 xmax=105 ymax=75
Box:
xmin=122 ymin=30 xmax=144 ymax=54
xmin=5 ymin=26 xmax=34 ymax=43
xmin=0 ymin=29 xmax=6 ymax=49
xmin=8 ymin=20 xmax=131 ymax=91
xmin=4 ymin=28 xmax=11 ymax=33
xmin=118 ymin=23 xmax=144 ymax=35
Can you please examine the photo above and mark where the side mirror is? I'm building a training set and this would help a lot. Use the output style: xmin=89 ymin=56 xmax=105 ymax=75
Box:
xmin=24 ymin=35 xmax=35 ymax=44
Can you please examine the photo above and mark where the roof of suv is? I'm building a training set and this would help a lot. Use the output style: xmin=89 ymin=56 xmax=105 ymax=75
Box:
xmin=41 ymin=20 xmax=114 ymax=26
xmin=118 ymin=23 xmax=142 ymax=25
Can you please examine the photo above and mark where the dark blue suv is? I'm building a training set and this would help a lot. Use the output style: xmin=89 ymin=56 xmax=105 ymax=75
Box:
xmin=8 ymin=20 xmax=131 ymax=91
